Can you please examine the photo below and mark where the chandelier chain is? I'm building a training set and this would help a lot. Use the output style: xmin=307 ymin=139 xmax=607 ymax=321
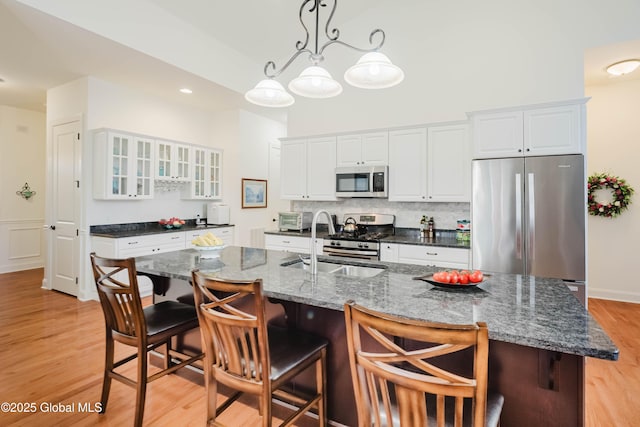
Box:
xmin=263 ymin=0 xmax=386 ymax=79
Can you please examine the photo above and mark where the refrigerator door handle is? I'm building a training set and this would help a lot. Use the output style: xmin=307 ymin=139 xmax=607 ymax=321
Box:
xmin=528 ymin=172 xmax=535 ymax=261
xmin=515 ymin=173 xmax=522 ymax=259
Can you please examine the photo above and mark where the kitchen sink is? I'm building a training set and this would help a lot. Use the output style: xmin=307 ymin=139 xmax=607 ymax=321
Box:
xmin=281 ymin=259 xmax=386 ymax=278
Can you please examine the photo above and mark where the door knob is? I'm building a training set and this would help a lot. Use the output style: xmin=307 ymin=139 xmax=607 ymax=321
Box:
xmin=49 ymin=225 xmax=56 ymax=230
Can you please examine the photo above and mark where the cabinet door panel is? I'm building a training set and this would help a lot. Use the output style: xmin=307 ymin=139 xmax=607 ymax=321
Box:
xmin=280 ymin=140 xmax=307 ymax=199
xmin=524 ymin=105 xmax=581 ymax=156
xmin=336 ymin=135 xmax=362 ymax=167
xmin=389 ymin=128 xmax=427 ymax=201
xmin=472 ymin=111 xmax=523 ymax=159
xmin=306 ymin=137 xmax=337 ymax=200
xmin=361 ymin=132 xmax=389 ymax=165
xmin=427 ymin=124 xmax=470 ymax=202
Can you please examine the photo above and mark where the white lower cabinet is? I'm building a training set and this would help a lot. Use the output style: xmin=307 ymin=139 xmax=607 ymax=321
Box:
xmin=91 ymin=233 xmax=187 ymax=297
xmin=185 ymin=226 xmax=234 ymax=248
xmin=380 ymin=243 xmax=469 ymax=269
xmin=380 ymin=243 xmax=399 ymax=262
xmin=265 ymin=234 xmax=323 ymax=255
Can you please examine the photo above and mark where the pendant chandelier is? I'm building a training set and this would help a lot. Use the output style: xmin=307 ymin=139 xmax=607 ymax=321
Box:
xmin=245 ymin=0 xmax=404 ymax=108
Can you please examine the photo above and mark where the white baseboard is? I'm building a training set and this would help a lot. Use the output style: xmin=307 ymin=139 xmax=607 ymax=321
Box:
xmin=589 ymin=288 xmax=640 ymax=304
xmin=0 ymin=262 xmax=44 ymax=274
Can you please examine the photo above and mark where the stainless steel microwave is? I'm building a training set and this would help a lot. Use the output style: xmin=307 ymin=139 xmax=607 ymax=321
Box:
xmin=335 ymin=165 xmax=388 ymax=198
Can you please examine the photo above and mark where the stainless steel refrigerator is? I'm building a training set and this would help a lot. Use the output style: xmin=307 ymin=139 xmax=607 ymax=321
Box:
xmin=471 ymin=154 xmax=586 ymax=304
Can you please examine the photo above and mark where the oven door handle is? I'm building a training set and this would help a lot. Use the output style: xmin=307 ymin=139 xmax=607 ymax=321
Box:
xmin=323 ymin=247 xmax=379 ymax=260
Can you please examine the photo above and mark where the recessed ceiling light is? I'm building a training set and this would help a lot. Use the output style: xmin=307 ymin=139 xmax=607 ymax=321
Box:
xmin=179 ymin=88 xmax=193 ymax=94
xmin=606 ymin=59 xmax=640 ymax=76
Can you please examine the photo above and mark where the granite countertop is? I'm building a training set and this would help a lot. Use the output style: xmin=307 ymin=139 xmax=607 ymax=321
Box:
xmin=90 ymin=221 xmax=234 ymax=238
xmin=265 ymin=228 xmax=471 ymax=249
xmin=135 ymin=246 xmax=618 ymax=361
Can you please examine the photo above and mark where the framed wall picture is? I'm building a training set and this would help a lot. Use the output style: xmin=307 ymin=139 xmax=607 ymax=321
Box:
xmin=241 ymin=178 xmax=267 ymax=208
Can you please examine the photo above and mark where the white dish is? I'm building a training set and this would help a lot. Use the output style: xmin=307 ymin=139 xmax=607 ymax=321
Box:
xmin=193 ymin=245 xmax=226 ymax=251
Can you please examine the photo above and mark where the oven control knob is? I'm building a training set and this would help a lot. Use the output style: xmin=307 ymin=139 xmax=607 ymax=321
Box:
xmin=363 ymin=243 xmax=369 ymax=249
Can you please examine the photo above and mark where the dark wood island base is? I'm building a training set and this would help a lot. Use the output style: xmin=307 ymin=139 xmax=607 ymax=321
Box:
xmin=150 ymin=274 xmax=584 ymax=427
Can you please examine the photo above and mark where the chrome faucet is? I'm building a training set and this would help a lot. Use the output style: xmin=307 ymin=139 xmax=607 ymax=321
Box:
xmin=310 ymin=210 xmax=336 ymax=275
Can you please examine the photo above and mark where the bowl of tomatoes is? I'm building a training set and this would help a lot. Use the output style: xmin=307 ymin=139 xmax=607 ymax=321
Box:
xmin=415 ymin=269 xmax=485 ymax=289
xmin=159 ymin=217 xmax=186 ymax=229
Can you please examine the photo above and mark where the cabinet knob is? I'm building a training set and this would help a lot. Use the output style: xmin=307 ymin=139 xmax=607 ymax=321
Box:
xmin=518 ymin=149 xmax=522 ymax=153
xmin=526 ymin=148 xmax=530 ymax=152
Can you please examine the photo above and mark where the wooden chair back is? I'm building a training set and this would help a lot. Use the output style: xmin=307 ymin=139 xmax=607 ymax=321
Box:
xmin=344 ymin=301 xmax=490 ymax=427
xmin=90 ymin=254 xmax=146 ymax=344
xmin=192 ymin=271 xmax=270 ymax=393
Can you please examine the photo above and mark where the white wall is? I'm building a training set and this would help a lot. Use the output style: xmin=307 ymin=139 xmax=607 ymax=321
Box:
xmin=285 ymin=0 xmax=640 ymax=137
xmin=85 ymin=76 xmax=215 ymax=225
xmin=210 ymin=109 xmax=287 ymax=247
xmin=586 ymin=80 xmax=640 ymax=302
xmin=0 ymin=105 xmax=46 ymax=272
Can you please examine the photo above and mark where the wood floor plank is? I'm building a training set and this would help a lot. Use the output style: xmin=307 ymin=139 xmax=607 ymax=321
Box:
xmin=585 ymin=298 xmax=640 ymax=427
xmin=0 ymin=269 xmax=317 ymax=427
xmin=1 ymin=268 xmax=638 ymax=426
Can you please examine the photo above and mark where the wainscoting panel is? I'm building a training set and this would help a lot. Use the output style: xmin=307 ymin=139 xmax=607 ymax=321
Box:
xmin=0 ymin=220 xmax=45 ymax=273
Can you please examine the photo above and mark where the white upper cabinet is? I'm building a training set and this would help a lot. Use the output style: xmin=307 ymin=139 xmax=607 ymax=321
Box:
xmin=281 ymin=139 xmax=307 ymax=199
xmin=93 ymin=130 xmax=154 ymax=200
xmin=155 ymin=139 xmax=191 ymax=182
xmin=336 ymin=132 xmax=388 ymax=166
xmin=524 ymin=104 xmax=582 ymax=156
xmin=186 ymin=147 xmax=222 ymax=199
xmin=471 ymin=100 xmax=586 ymax=159
xmin=471 ymin=111 xmax=523 ymax=158
xmin=427 ymin=123 xmax=470 ymax=202
xmin=388 ymin=127 xmax=428 ymax=201
xmin=281 ymin=137 xmax=337 ymax=200
xmin=389 ymin=124 xmax=470 ymax=202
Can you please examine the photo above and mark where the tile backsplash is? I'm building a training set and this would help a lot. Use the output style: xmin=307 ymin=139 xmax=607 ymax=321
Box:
xmin=291 ymin=200 xmax=470 ymax=230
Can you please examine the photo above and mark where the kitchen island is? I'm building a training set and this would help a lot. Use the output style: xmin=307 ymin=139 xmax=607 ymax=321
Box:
xmin=136 ymin=246 xmax=617 ymax=427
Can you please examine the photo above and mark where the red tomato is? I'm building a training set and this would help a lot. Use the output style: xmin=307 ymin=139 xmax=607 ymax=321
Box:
xmin=469 ymin=270 xmax=484 ymax=283
xmin=459 ymin=273 xmax=469 ymax=284
xmin=432 ymin=272 xmax=445 ymax=282
xmin=450 ymin=272 xmax=460 ymax=284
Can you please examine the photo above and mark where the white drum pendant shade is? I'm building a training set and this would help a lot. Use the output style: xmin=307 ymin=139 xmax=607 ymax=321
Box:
xmin=245 ymin=79 xmax=295 ymax=107
xmin=344 ymin=52 xmax=404 ymax=89
xmin=288 ymin=66 xmax=343 ymax=98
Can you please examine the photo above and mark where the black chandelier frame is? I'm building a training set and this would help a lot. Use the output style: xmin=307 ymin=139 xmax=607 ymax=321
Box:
xmin=263 ymin=0 xmax=386 ymax=79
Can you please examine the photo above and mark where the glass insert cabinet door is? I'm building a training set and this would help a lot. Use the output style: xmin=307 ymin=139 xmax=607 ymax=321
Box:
xmin=190 ymin=147 xmax=222 ymax=199
xmin=135 ymin=138 xmax=153 ymax=197
xmin=105 ymin=132 xmax=153 ymax=199
xmin=111 ymin=135 xmax=129 ymax=196
xmin=155 ymin=140 xmax=191 ymax=181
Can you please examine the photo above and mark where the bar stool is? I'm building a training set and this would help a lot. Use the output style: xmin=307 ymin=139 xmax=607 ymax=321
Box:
xmin=344 ymin=300 xmax=504 ymax=427
xmin=90 ymin=253 xmax=204 ymax=427
xmin=192 ymin=269 xmax=328 ymax=426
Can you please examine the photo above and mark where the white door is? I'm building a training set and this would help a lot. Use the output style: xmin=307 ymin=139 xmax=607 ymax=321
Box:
xmin=51 ymin=121 xmax=81 ymax=296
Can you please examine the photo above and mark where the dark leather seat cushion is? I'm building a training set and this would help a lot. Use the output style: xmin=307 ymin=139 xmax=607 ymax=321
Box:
xmin=267 ymin=325 xmax=328 ymax=382
xmin=143 ymin=301 xmax=199 ymax=337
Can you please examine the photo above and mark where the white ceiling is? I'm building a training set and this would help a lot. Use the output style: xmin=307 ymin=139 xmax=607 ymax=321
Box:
xmin=0 ymin=0 xmax=638 ymax=115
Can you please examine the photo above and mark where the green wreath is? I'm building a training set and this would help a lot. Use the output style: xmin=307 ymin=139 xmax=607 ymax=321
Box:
xmin=587 ymin=173 xmax=634 ymax=218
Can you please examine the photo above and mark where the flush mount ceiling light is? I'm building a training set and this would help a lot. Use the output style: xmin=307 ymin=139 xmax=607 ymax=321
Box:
xmin=179 ymin=88 xmax=193 ymax=94
xmin=606 ymin=59 xmax=640 ymax=76
xmin=244 ymin=0 xmax=404 ymax=108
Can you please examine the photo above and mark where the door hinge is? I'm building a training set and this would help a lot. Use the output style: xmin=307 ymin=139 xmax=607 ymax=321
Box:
xmin=77 ymin=133 xmax=80 ymax=140
xmin=75 ymin=180 xmax=80 ymax=188
xmin=75 ymin=277 xmax=78 ymax=285
xmin=76 ymin=229 xmax=79 ymax=237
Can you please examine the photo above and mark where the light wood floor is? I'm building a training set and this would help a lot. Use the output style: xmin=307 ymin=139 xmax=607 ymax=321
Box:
xmin=0 ymin=268 xmax=638 ymax=426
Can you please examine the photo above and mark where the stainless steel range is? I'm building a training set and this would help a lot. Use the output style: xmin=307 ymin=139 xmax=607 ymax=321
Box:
xmin=323 ymin=213 xmax=395 ymax=260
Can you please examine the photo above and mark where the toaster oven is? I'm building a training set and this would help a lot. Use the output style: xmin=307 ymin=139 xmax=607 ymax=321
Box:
xmin=278 ymin=212 xmax=313 ymax=232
